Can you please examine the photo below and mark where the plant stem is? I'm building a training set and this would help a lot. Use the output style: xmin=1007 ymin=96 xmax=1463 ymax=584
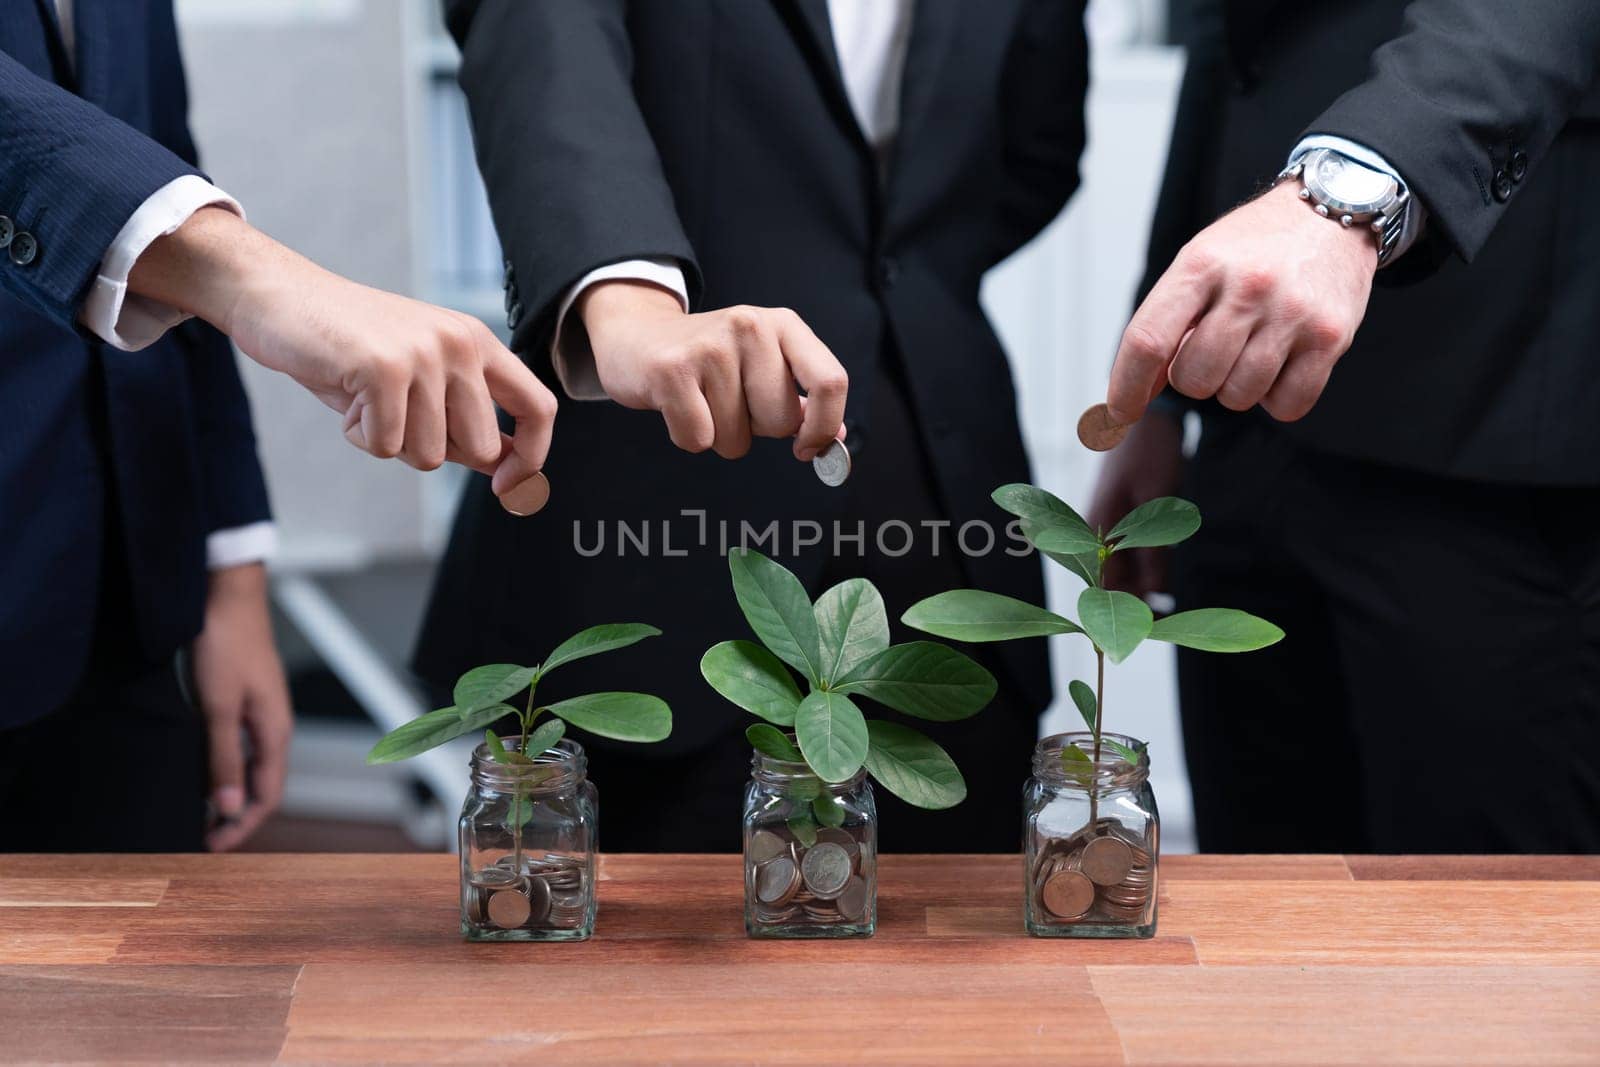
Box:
xmin=513 ymin=681 xmax=539 ymax=875
xmin=1090 ymin=647 xmax=1105 ymax=825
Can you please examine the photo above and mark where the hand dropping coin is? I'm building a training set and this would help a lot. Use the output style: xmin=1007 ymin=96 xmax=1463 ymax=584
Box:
xmin=500 ymin=470 xmax=550 ymax=516
xmin=1077 ymin=403 xmax=1132 ymax=452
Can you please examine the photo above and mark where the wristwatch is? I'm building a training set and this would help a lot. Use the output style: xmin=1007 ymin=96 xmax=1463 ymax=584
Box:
xmin=1279 ymin=147 xmax=1410 ymax=266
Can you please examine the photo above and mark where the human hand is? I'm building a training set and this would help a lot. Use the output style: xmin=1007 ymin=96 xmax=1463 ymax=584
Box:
xmin=189 ymin=563 xmax=293 ymax=852
xmin=129 ymin=208 xmax=558 ymax=502
xmin=578 ymin=281 xmax=848 ymax=461
xmin=1106 ymin=180 xmax=1377 ymax=426
xmin=1087 ymin=411 xmax=1185 ymax=602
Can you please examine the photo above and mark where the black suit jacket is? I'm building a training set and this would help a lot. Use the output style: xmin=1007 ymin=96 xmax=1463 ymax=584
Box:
xmin=0 ymin=0 xmax=270 ymax=724
xmin=1149 ymin=0 xmax=1600 ymax=485
xmin=418 ymin=0 xmax=1089 ymax=751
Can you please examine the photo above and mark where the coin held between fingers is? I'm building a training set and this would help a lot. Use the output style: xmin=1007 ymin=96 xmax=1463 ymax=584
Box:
xmin=1077 ymin=403 xmax=1132 ymax=452
xmin=500 ymin=471 xmax=550 ymax=516
xmin=812 ymin=439 xmax=851 ymax=486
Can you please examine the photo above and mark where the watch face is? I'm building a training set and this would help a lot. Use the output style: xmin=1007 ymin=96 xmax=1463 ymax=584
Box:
xmin=1307 ymin=151 xmax=1397 ymax=213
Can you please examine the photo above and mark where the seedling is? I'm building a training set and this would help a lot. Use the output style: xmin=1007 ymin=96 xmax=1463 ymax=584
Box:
xmin=701 ymin=549 xmax=995 ymax=843
xmin=367 ymin=624 xmax=671 ymax=867
xmin=904 ymin=485 xmax=1282 ymax=818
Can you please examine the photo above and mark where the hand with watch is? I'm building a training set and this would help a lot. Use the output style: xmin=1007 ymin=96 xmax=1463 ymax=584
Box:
xmin=1101 ymin=146 xmax=1410 ymax=425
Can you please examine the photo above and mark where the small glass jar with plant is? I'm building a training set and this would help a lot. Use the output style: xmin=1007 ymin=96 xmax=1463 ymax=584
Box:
xmin=905 ymin=485 xmax=1283 ymax=938
xmin=367 ymin=624 xmax=671 ymax=941
xmin=702 ymin=549 xmax=996 ymax=939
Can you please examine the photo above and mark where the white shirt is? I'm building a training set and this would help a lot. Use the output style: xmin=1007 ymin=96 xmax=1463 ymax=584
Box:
xmin=53 ymin=0 xmax=274 ymax=568
xmin=549 ymin=0 xmax=1421 ymax=401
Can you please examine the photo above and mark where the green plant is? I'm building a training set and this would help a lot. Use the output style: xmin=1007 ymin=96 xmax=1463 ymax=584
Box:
xmin=367 ymin=624 xmax=671 ymax=865
xmin=701 ymin=549 xmax=996 ymax=840
xmin=903 ymin=485 xmax=1282 ymax=815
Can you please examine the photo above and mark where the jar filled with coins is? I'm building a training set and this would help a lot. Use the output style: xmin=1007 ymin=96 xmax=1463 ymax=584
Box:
xmin=1024 ymin=731 xmax=1158 ymax=938
xmin=458 ymin=737 xmax=598 ymax=941
xmin=743 ymin=744 xmax=876 ymax=939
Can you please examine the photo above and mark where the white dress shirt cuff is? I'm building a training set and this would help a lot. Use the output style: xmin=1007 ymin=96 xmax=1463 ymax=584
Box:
xmin=207 ymin=521 xmax=278 ymax=570
xmin=80 ymin=174 xmax=245 ymax=352
xmin=550 ymin=259 xmax=690 ymax=401
xmin=1289 ymin=136 xmax=1428 ymax=265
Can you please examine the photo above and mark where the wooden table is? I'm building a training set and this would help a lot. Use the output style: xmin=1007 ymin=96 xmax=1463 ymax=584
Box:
xmin=2 ymin=853 xmax=1598 ymax=1064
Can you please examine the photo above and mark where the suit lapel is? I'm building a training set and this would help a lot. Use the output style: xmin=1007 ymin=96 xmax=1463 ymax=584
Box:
xmin=889 ymin=0 xmax=960 ymax=168
xmin=784 ymin=0 xmax=871 ymax=152
xmin=29 ymin=0 xmax=77 ymax=87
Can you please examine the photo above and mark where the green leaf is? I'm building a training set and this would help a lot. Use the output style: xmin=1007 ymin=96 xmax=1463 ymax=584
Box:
xmin=545 ymin=692 xmax=672 ymax=742
xmin=366 ymin=703 xmax=514 ymax=764
xmin=484 ymin=730 xmax=534 ymax=765
xmin=745 ymin=723 xmax=804 ymax=762
xmin=729 ymin=549 xmax=825 ymax=686
xmin=1061 ymin=742 xmax=1093 ymax=783
xmin=1030 ymin=524 xmax=1105 ymax=556
xmin=902 ymin=589 xmax=1082 ymax=643
xmin=701 ymin=640 xmax=804 ymax=726
xmin=788 ymin=812 xmax=819 ymax=848
xmin=453 ymin=664 xmax=536 ymax=714
xmin=1107 ymin=497 xmax=1201 ymax=550
xmin=992 ymin=484 xmax=1098 ymax=547
xmin=1105 ymin=738 xmax=1144 ymax=765
xmin=834 ymin=641 xmax=997 ymax=721
xmin=794 ymin=690 xmax=869 ymax=783
xmin=1077 ymin=588 xmax=1154 ymax=664
xmin=1022 ymin=520 xmax=1102 ymax=588
xmin=1062 ymin=743 xmax=1091 ymax=765
xmin=814 ymin=578 xmax=890 ymax=685
xmin=1148 ymin=608 xmax=1285 ymax=652
xmin=812 ymin=791 xmax=846 ymax=828
xmin=539 ymin=623 xmax=661 ymax=676
xmin=1068 ymin=679 xmax=1098 ymax=731
xmin=523 ymin=717 xmax=567 ymax=758
xmin=861 ymin=720 xmax=967 ymax=810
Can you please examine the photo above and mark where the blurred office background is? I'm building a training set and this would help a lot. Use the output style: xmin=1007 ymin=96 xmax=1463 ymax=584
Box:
xmin=174 ymin=0 xmax=1193 ymax=851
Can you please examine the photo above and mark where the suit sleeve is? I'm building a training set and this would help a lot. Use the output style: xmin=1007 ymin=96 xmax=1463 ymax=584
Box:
xmin=446 ymin=0 xmax=702 ymax=365
xmin=1304 ymin=0 xmax=1600 ymax=263
xmin=0 ymin=48 xmax=198 ymax=329
xmin=146 ymin=6 xmax=272 ymax=534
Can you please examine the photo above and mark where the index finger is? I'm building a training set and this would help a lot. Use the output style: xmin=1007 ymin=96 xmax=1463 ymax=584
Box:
xmin=776 ymin=316 xmax=848 ymax=460
xmin=1106 ymin=268 xmax=1214 ymax=424
xmin=482 ymin=345 xmax=558 ymax=493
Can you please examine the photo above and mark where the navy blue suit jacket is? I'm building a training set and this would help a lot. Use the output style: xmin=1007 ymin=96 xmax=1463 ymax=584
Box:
xmin=0 ymin=0 xmax=271 ymax=724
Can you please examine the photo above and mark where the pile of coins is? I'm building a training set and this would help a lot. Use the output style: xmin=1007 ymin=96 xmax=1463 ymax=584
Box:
xmin=747 ymin=825 xmax=873 ymax=930
xmin=1031 ymin=818 xmax=1155 ymax=926
xmin=464 ymin=852 xmax=589 ymax=932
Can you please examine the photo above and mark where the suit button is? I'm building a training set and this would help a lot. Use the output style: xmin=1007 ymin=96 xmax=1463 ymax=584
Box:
xmin=507 ymin=301 xmax=523 ymax=331
xmin=504 ymin=283 xmax=519 ymax=313
xmin=876 ymin=256 xmax=900 ymax=290
xmin=0 ymin=215 xmax=12 ymax=249
xmin=502 ymin=258 xmax=514 ymax=286
xmin=1511 ymin=150 xmax=1529 ymax=183
xmin=1492 ymin=169 xmax=1513 ymax=203
xmin=9 ymin=231 xmax=37 ymax=266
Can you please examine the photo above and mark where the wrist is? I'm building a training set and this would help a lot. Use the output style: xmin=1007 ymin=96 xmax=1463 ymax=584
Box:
xmin=127 ymin=207 xmax=291 ymax=337
xmin=207 ymin=561 xmax=267 ymax=604
xmin=578 ymin=279 xmax=686 ymax=348
xmin=1265 ymin=180 xmax=1379 ymax=270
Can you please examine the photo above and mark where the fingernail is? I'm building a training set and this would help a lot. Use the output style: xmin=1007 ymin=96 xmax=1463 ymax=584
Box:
xmin=215 ymin=785 xmax=245 ymax=818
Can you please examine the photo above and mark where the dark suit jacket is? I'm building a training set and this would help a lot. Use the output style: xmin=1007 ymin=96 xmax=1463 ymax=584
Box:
xmin=0 ymin=0 xmax=270 ymax=724
xmin=1150 ymin=0 xmax=1600 ymax=484
xmin=418 ymin=0 xmax=1088 ymax=751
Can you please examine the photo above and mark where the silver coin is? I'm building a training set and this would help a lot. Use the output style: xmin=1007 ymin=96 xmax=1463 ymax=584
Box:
xmin=487 ymin=888 xmax=533 ymax=929
xmin=748 ymin=829 xmax=789 ymax=866
xmin=523 ymin=874 xmax=553 ymax=925
xmin=812 ymin=440 xmax=851 ymax=487
xmin=836 ymin=875 xmax=870 ymax=922
xmin=800 ymin=842 xmax=852 ymax=899
xmin=756 ymin=857 xmax=801 ymax=905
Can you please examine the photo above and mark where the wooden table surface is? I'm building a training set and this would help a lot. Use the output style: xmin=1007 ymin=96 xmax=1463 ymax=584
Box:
xmin=2 ymin=853 xmax=1598 ymax=1065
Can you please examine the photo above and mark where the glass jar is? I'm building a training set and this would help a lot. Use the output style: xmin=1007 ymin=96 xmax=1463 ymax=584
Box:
xmin=1024 ymin=731 xmax=1159 ymax=938
xmin=458 ymin=736 xmax=598 ymax=941
xmin=743 ymin=744 xmax=877 ymax=939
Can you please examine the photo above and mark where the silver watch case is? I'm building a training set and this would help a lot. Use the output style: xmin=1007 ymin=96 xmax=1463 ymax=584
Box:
xmin=1282 ymin=148 xmax=1410 ymax=263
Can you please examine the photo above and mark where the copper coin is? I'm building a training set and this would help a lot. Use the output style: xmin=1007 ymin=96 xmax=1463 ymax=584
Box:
xmin=1040 ymin=870 xmax=1095 ymax=920
xmin=748 ymin=829 xmax=789 ymax=866
xmin=487 ymin=887 xmax=533 ymax=928
xmin=500 ymin=471 xmax=550 ymax=516
xmin=1077 ymin=403 xmax=1131 ymax=452
xmin=1081 ymin=836 xmax=1135 ymax=886
xmin=756 ymin=857 xmax=801 ymax=906
xmin=836 ymin=875 xmax=870 ymax=922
